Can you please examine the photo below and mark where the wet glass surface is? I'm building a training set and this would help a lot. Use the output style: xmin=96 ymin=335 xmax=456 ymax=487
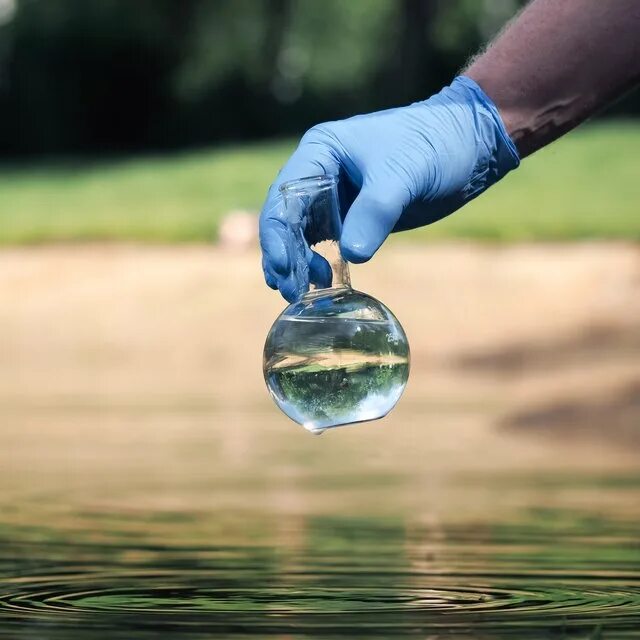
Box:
xmin=0 ymin=408 xmax=639 ymax=639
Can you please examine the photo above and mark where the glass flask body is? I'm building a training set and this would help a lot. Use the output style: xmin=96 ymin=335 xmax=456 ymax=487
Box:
xmin=263 ymin=176 xmax=410 ymax=434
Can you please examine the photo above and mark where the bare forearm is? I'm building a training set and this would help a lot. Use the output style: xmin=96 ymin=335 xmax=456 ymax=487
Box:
xmin=466 ymin=0 xmax=640 ymax=157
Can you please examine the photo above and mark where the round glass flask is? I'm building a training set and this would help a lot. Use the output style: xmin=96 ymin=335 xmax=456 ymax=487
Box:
xmin=263 ymin=175 xmax=410 ymax=434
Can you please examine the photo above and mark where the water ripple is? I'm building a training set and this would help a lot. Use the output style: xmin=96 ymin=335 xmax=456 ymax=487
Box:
xmin=1 ymin=570 xmax=639 ymax=636
xmin=1 ymin=479 xmax=640 ymax=638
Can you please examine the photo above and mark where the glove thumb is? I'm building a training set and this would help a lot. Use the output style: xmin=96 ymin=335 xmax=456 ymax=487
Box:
xmin=339 ymin=181 xmax=407 ymax=263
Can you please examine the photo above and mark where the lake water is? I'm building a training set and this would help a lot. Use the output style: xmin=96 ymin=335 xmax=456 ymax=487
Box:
xmin=0 ymin=406 xmax=638 ymax=639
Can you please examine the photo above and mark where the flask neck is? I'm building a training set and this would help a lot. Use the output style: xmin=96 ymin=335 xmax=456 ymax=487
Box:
xmin=280 ymin=175 xmax=351 ymax=295
xmin=313 ymin=239 xmax=351 ymax=291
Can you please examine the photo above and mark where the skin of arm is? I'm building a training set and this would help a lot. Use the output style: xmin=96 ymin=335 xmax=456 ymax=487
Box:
xmin=466 ymin=0 xmax=640 ymax=157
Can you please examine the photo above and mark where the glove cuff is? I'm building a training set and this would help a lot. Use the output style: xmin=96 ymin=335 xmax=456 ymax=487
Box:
xmin=453 ymin=75 xmax=520 ymax=198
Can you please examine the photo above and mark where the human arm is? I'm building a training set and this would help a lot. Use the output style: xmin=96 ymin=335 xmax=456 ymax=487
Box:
xmin=260 ymin=0 xmax=640 ymax=301
xmin=466 ymin=0 xmax=640 ymax=157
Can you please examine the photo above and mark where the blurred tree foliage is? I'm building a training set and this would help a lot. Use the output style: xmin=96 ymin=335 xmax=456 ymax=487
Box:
xmin=0 ymin=0 xmax=637 ymax=156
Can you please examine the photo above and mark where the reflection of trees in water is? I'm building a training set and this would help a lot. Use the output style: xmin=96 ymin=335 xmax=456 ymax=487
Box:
xmin=275 ymin=362 xmax=409 ymax=423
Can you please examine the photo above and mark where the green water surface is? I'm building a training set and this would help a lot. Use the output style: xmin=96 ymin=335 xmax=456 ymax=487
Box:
xmin=0 ymin=409 xmax=638 ymax=639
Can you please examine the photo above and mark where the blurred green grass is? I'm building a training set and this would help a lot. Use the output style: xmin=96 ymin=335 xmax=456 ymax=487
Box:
xmin=0 ymin=121 xmax=638 ymax=245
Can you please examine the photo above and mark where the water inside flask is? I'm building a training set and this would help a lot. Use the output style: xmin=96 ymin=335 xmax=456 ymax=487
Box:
xmin=263 ymin=175 xmax=410 ymax=434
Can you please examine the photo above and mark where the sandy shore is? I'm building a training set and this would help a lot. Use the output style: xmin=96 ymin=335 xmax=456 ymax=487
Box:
xmin=0 ymin=242 xmax=638 ymax=452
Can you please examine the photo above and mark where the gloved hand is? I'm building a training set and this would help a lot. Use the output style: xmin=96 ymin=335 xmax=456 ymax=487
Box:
xmin=260 ymin=76 xmax=520 ymax=302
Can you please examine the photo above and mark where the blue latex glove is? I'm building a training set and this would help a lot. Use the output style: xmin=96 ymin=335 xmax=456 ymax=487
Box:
xmin=260 ymin=76 xmax=520 ymax=302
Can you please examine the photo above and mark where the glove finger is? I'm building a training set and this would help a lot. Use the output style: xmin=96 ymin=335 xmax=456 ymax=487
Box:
xmin=259 ymin=140 xmax=340 ymax=295
xmin=308 ymin=250 xmax=333 ymax=289
xmin=340 ymin=181 xmax=408 ymax=263
xmin=260 ymin=222 xmax=290 ymax=276
xmin=262 ymin=256 xmax=278 ymax=290
xmin=279 ymin=270 xmax=307 ymax=304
